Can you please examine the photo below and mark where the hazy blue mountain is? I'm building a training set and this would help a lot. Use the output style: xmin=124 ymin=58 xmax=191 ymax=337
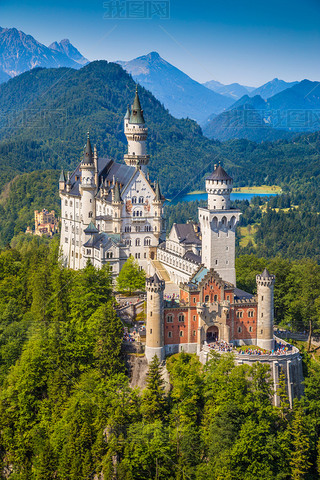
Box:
xmin=203 ymin=80 xmax=320 ymax=141
xmin=49 ymin=39 xmax=88 ymax=66
xmin=117 ymin=51 xmax=233 ymax=123
xmin=0 ymin=27 xmax=85 ymax=78
xmin=203 ymin=80 xmax=254 ymax=100
xmin=249 ymin=78 xmax=298 ymax=99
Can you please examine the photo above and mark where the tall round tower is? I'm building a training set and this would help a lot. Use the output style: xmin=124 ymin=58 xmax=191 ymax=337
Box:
xmin=145 ymin=273 xmax=165 ymax=363
xmin=80 ymin=133 xmax=96 ymax=226
xmin=256 ymin=268 xmax=276 ymax=350
xmin=206 ymin=163 xmax=233 ymax=210
xmin=124 ymin=86 xmax=149 ymax=174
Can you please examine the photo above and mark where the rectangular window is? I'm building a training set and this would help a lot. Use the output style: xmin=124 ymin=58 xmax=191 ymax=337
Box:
xmin=238 ymin=327 xmax=242 ymax=333
xmin=168 ymin=331 xmax=172 ymax=338
xmin=65 ymin=238 xmax=68 ymax=243
xmin=249 ymin=326 xmax=253 ymax=332
xmin=193 ymin=330 xmax=196 ymax=336
xmin=193 ymin=315 xmax=196 ymax=321
xmin=150 ymin=329 xmax=152 ymax=334
xmin=179 ymin=331 xmax=183 ymax=337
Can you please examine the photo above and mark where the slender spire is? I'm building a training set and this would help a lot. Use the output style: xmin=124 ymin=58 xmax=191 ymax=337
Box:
xmin=113 ymin=181 xmax=122 ymax=203
xmin=59 ymin=169 xmax=65 ymax=182
xmin=124 ymin=104 xmax=130 ymax=120
xmin=155 ymin=181 xmax=161 ymax=201
xmin=82 ymin=131 xmax=94 ymax=164
xmin=130 ymin=85 xmax=145 ymax=124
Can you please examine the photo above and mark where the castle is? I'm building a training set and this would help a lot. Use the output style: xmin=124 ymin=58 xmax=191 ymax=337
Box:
xmin=59 ymin=88 xmax=304 ymax=403
xmin=59 ymin=86 xmax=165 ymax=275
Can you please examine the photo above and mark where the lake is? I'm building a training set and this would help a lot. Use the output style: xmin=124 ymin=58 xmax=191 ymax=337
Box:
xmin=168 ymin=192 xmax=278 ymax=204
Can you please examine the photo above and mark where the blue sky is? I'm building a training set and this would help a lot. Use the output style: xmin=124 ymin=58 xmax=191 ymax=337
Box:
xmin=1 ymin=0 xmax=320 ymax=86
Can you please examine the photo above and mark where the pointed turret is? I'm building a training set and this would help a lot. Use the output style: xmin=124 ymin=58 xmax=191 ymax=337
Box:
xmin=130 ymin=85 xmax=145 ymax=124
xmin=59 ymin=169 xmax=66 ymax=191
xmin=155 ymin=181 xmax=162 ymax=202
xmin=82 ymin=132 xmax=94 ymax=165
xmin=59 ymin=169 xmax=66 ymax=182
xmin=113 ymin=181 xmax=123 ymax=203
xmin=124 ymin=105 xmax=130 ymax=120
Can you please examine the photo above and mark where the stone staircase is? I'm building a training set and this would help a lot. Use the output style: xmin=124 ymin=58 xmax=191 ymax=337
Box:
xmin=150 ymin=259 xmax=180 ymax=296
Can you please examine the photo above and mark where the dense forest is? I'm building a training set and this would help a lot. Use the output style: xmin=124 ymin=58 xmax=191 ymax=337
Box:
xmin=0 ymin=238 xmax=318 ymax=479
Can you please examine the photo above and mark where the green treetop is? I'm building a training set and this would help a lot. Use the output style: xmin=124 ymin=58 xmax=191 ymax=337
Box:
xmin=116 ymin=255 xmax=146 ymax=294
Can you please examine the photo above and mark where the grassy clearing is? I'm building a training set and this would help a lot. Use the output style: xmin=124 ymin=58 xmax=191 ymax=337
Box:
xmin=233 ymin=185 xmax=282 ymax=194
xmin=239 ymin=224 xmax=259 ymax=247
xmin=260 ymin=204 xmax=299 ymax=213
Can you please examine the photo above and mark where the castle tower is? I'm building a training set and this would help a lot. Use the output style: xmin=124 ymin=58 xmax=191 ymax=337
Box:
xmin=80 ymin=133 xmax=96 ymax=226
xmin=145 ymin=273 xmax=165 ymax=363
xmin=124 ymin=86 xmax=149 ymax=174
xmin=112 ymin=181 xmax=123 ymax=234
xmin=256 ymin=268 xmax=275 ymax=350
xmin=152 ymin=181 xmax=164 ymax=240
xmin=59 ymin=169 xmax=66 ymax=191
xmin=198 ymin=164 xmax=241 ymax=286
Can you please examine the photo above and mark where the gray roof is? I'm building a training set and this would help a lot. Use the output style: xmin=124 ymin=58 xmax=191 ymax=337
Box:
xmin=183 ymin=251 xmax=201 ymax=264
xmin=63 ymin=158 xmax=135 ymax=199
xmin=174 ymin=223 xmax=201 ymax=245
xmin=83 ymin=231 xmax=121 ymax=249
xmin=207 ymin=165 xmax=232 ymax=181
xmin=234 ymin=288 xmax=254 ymax=300
xmin=261 ymin=268 xmax=273 ymax=278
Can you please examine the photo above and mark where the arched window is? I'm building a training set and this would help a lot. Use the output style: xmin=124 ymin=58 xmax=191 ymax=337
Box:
xmin=144 ymin=237 xmax=151 ymax=246
xmin=205 ymin=295 xmax=209 ymax=302
xmin=139 ymin=196 xmax=144 ymax=204
xmin=167 ymin=315 xmax=173 ymax=323
xmin=214 ymin=294 xmax=218 ymax=301
xmin=178 ymin=314 xmax=184 ymax=322
xmin=88 ymin=212 xmax=93 ymax=218
xmin=132 ymin=197 xmax=137 ymax=204
xmin=136 ymin=238 xmax=140 ymax=246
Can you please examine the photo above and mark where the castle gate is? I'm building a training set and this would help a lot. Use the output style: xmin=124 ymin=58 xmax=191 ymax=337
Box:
xmin=206 ymin=325 xmax=219 ymax=342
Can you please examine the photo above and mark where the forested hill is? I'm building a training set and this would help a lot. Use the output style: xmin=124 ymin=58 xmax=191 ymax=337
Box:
xmin=0 ymin=61 xmax=219 ymax=198
xmin=1 ymin=61 xmax=320 ymax=200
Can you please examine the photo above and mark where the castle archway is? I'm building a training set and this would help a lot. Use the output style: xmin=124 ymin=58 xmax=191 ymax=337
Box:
xmin=206 ymin=325 xmax=219 ymax=342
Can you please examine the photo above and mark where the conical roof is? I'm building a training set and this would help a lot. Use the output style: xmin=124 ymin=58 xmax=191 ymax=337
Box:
xmin=84 ymin=221 xmax=98 ymax=234
xmin=130 ymin=85 xmax=145 ymax=124
xmin=113 ymin=181 xmax=122 ymax=203
xmin=59 ymin=169 xmax=65 ymax=182
xmin=82 ymin=132 xmax=94 ymax=165
xmin=207 ymin=164 xmax=232 ymax=181
xmin=124 ymin=105 xmax=130 ymax=120
xmin=152 ymin=272 xmax=161 ymax=283
xmin=155 ymin=181 xmax=162 ymax=201
xmin=261 ymin=267 xmax=273 ymax=278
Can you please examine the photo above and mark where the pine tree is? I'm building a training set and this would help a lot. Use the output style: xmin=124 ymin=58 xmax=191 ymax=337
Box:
xmin=116 ymin=255 xmax=146 ymax=294
xmin=141 ymin=355 xmax=167 ymax=422
xmin=290 ymin=403 xmax=311 ymax=480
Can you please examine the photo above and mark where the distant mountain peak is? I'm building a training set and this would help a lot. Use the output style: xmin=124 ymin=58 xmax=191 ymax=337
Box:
xmin=48 ymin=39 xmax=88 ymax=66
xmin=0 ymin=27 xmax=88 ymax=82
xmin=117 ymin=52 xmax=233 ymax=123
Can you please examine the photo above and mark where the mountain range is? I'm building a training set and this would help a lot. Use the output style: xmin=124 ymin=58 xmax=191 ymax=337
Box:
xmin=0 ymin=27 xmax=317 ymax=143
xmin=0 ymin=27 xmax=88 ymax=82
xmin=203 ymin=80 xmax=255 ymax=100
xmin=203 ymin=79 xmax=320 ymax=141
xmin=117 ymin=52 xmax=234 ymax=124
